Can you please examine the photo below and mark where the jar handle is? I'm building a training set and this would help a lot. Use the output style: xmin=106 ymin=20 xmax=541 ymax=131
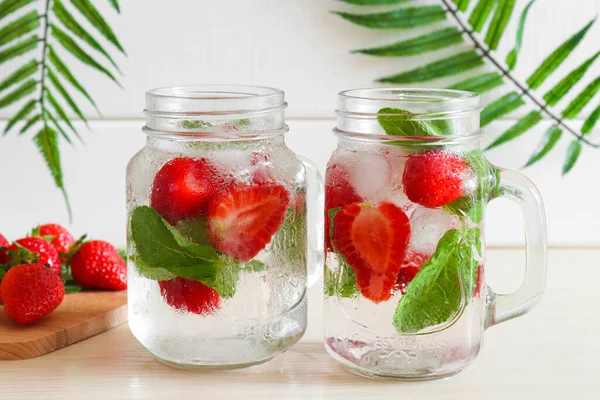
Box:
xmin=485 ymin=168 xmax=548 ymax=328
xmin=297 ymin=156 xmax=324 ymax=287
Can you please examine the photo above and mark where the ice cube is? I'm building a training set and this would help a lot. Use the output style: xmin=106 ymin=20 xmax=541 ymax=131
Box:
xmin=408 ymin=207 xmax=460 ymax=256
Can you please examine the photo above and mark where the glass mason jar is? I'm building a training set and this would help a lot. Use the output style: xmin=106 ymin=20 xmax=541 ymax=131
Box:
xmin=126 ymin=85 xmax=323 ymax=369
xmin=323 ymin=88 xmax=548 ymax=380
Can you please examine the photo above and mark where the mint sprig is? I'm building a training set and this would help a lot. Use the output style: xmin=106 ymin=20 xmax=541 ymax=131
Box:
xmin=377 ymin=107 xmax=446 ymax=137
xmin=129 ymin=206 xmax=265 ymax=298
xmin=324 ymin=207 xmax=360 ymax=298
xmin=393 ymin=227 xmax=481 ymax=334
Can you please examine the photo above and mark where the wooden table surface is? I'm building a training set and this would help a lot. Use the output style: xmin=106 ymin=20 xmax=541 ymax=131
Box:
xmin=1 ymin=249 xmax=599 ymax=399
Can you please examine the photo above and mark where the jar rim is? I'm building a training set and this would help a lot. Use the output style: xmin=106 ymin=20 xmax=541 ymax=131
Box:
xmin=337 ymin=88 xmax=481 ymax=117
xmin=145 ymin=85 xmax=286 ymax=115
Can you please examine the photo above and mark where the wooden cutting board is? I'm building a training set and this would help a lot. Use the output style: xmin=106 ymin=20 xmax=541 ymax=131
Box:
xmin=0 ymin=291 xmax=127 ymax=360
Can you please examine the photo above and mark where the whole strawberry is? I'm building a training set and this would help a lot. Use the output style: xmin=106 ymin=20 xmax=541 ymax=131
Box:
xmin=1 ymin=263 xmax=65 ymax=324
xmin=151 ymin=157 xmax=229 ymax=225
xmin=0 ymin=233 xmax=8 ymax=248
xmin=38 ymin=224 xmax=75 ymax=257
xmin=159 ymin=277 xmax=220 ymax=315
xmin=1 ymin=237 xmax=61 ymax=275
xmin=403 ymin=151 xmax=470 ymax=208
xmin=70 ymin=240 xmax=127 ymax=290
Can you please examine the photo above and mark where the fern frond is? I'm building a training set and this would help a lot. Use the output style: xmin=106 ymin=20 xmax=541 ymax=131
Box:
xmin=3 ymin=98 xmax=35 ymax=134
xmin=486 ymin=111 xmax=542 ymax=150
xmin=0 ymin=10 xmax=40 ymax=47
xmin=561 ymin=76 xmax=600 ymax=119
xmin=582 ymin=103 xmax=600 ymax=135
xmin=0 ymin=59 xmax=38 ymax=92
xmin=109 ymin=0 xmax=120 ymax=13
xmin=48 ymin=46 xmax=98 ymax=110
xmin=70 ymin=0 xmax=125 ymax=52
xmin=378 ymin=50 xmax=484 ymax=83
xmin=563 ymin=140 xmax=582 ymax=174
xmin=0 ymin=79 xmax=36 ymax=108
xmin=506 ymin=0 xmax=535 ymax=70
xmin=468 ymin=0 xmax=497 ymax=32
xmin=527 ymin=18 xmax=596 ymax=89
xmin=524 ymin=125 xmax=562 ymax=167
xmin=0 ymin=35 xmax=38 ymax=65
xmin=484 ymin=0 xmax=516 ymax=50
xmin=543 ymin=51 xmax=600 ymax=106
xmin=333 ymin=6 xmax=446 ymax=29
xmin=353 ymin=27 xmax=463 ymax=56
xmin=0 ymin=0 xmax=36 ymax=19
xmin=481 ymin=92 xmax=525 ymax=127
xmin=449 ymin=72 xmax=504 ymax=93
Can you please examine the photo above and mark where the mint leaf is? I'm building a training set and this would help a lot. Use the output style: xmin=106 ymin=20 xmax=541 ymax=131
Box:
xmin=377 ymin=107 xmax=444 ymax=136
xmin=181 ymin=120 xmax=212 ymax=129
xmin=244 ymin=259 xmax=265 ymax=273
xmin=130 ymin=206 xmax=236 ymax=295
xmin=175 ymin=218 xmax=211 ymax=246
xmin=393 ymin=228 xmax=479 ymax=333
xmin=324 ymin=207 xmax=359 ymax=298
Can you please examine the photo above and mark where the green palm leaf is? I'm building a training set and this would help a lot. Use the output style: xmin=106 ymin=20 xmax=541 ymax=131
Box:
xmin=51 ymin=24 xmax=118 ymax=84
xmin=0 ymin=35 xmax=38 ymax=65
xmin=70 ymin=0 xmax=125 ymax=53
xmin=378 ymin=50 xmax=483 ymax=83
xmin=0 ymin=10 xmax=39 ymax=47
xmin=480 ymin=91 xmax=525 ymax=126
xmin=0 ymin=59 xmax=37 ymax=92
xmin=543 ymin=51 xmax=600 ymax=106
xmin=333 ymin=6 xmax=446 ymax=29
xmin=449 ymin=72 xmax=504 ymax=93
xmin=47 ymin=68 xmax=87 ymax=124
xmin=452 ymin=0 xmax=470 ymax=11
xmin=468 ymin=0 xmax=498 ymax=32
xmin=48 ymin=46 xmax=98 ymax=110
xmin=43 ymin=109 xmax=72 ymax=144
xmin=0 ymin=78 xmax=36 ymax=108
xmin=563 ymin=140 xmax=582 ymax=174
xmin=45 ymin=88 xmax=77 ymax=137
xmin=524 ymin=125 xmax=562 ymax=167
xmin=3 ymin=98 xmax=35 ymax=134
xmin=486 ymin=111 xmax=542 ymax=150
xmin=109 ymin=0 xmax=120 ymax=12
xmin=506 ymin=0 xmax=535 ymax=70
xmin=485 ymin=0 xmax=516 ymax=50
xmin=527 ymin=18 xmax=596 ymax=89
xmin=33 ymin=125 xmax=71 ymax=215
xmin=0 ymin=0 xmax=35 ymax=19
xmin=53 ymin=0 xmax=120 ymax=71
xmin=19 ymin=114 xmax=41 ymax=134
xmin=582 ymin=103 xmax=600 ymax=135
xmin=337 ymin=0 xmax=412 ymax=4
xmin=561 ymin=76 xmax=600 ymax=119
xmin=353 ymin=27 xmax=463 ymax=56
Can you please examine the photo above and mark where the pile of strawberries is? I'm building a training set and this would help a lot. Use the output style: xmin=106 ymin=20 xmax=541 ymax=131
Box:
xmin=0 ymin=224 xmax=126 ymax=325
xmin=150 ymin=155 xmax=290 ymax=314
xmin=326 ymin=150 xmax=471 ymax=303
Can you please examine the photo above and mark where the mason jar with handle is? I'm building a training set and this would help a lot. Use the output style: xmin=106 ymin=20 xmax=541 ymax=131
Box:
xmin=323 ymin=88 xmax=547 ymax=380
xmin=126 ymin=85 xmax=323 ymax=369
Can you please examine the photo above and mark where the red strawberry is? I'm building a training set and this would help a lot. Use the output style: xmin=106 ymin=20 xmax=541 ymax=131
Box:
xmin=1 ymin=237 xmax=61 ymax=275
xmin=0 ymin=233 xmax=8 ymax=248
xmin=403 ymin=151 xmax=470 ymax=208
xmin=396 ymin=250 xmax=430 ymax=294
xmin=1 ymin=263 xmax=65 ymax=324
xmin=38 ymin=223 xmax=75 ymax=258
xmin=325 ymin=162 xmax=362 ymax=252
xmin=333 ymin=202 xmax=411 ymax=303
xmin=473 ymin=265 xmax=484 ymax=298
xmin=70 ymin=240 xmax=127 ymax=290
xmin=151 ymin=157 xmax=228 ymax=225
xmin=208 ymin=184 xmax=289 ymax=262
xmin=159 ymin=277 xmax=220 ymax=315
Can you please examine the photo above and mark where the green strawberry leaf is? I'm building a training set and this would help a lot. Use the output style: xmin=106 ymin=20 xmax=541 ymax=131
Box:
xmin=130 ymin=206 xmax=245 ymax=298
xmin=64 ymin=281 xmax=83 ymax=294
xmin=117 ymin=248 xmax=127 ymax=263
xmin=377 ymin=107 xmax=444 ymax=136
xmin=393 ymin=228 xmax=479 ymax=334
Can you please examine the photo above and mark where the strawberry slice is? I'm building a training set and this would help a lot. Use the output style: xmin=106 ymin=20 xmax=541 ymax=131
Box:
xmin=208 ymin=184 xmax=290 ymax=262
xmin=325 ymin=162 xmax=362 ymax=252
xmin=333 ymin=202 xmax=410 ymax=303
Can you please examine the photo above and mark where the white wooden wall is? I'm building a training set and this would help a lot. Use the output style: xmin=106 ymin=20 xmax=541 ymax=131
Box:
xmin=1 ymin=0 xmax=599 ymax=246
